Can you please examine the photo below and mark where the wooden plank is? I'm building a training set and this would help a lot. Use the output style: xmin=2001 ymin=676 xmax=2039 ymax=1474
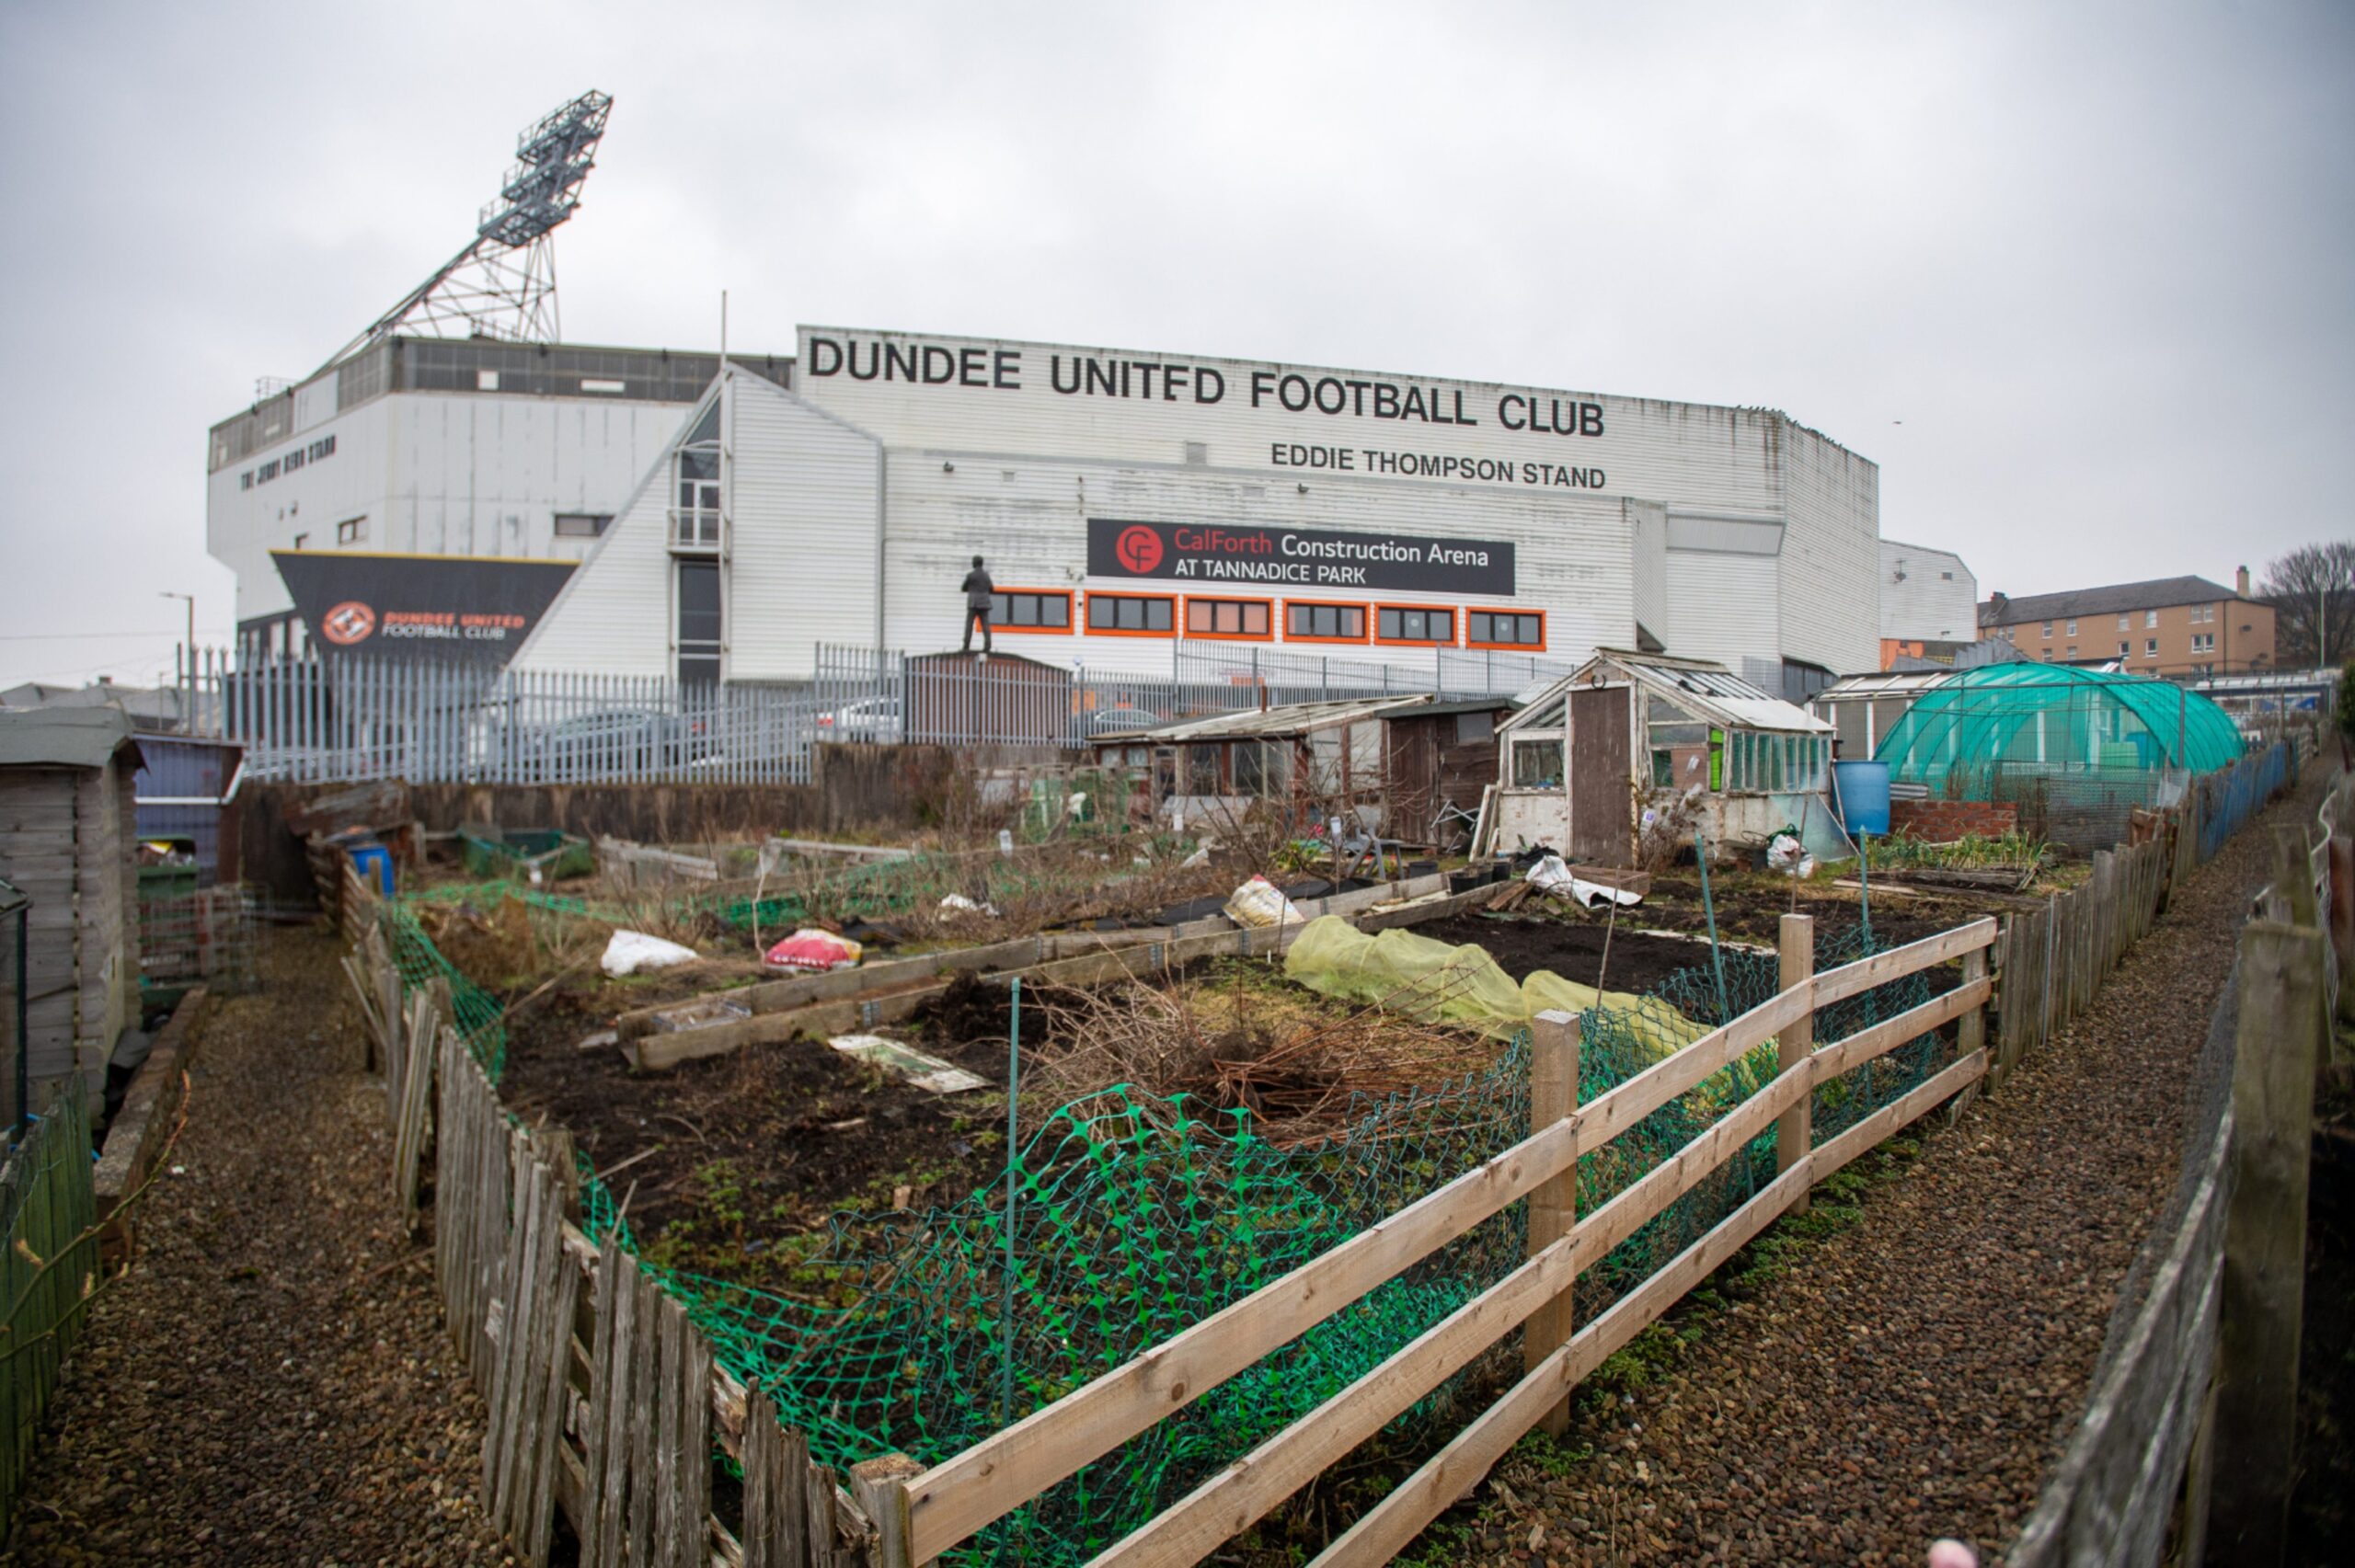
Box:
xmin=657 ymin=1291 xmax=689 ymax=1568
xmin=1309 ymin=1048 xmax=1988 ymax=1567
xmin=529 ymin=1219 xmax=586 ymax=1566
xmin=1809 ymin=917 xmax=1995 ymax=1008
xmin=1775 ymin=914 xmax=1814 ymax=1215
xmin=740 ymin=1390 xmax=775 ymax=1568
xmin=627 ymin=1269 xmax=662 ymax=1568
xmin=1520 ymin=1011 xmax=1580 ymax=1438
xmin=2208 ymin=920 xmax=2324 ymax=1564
xmin=677 ymin=1318 xmax=715 ymax=1568
xmin=849 ymin=1456 xmax=922 ymax=1568
xmin=581 ymin=1241 xmax=623 ymax=1568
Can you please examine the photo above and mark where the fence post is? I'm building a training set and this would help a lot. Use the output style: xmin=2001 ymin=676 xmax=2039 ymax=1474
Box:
xmin=1776 ymin=913 xmax=1815 ymax=1214
xmin=2206 ymin=918 xmax=2325 ymax=1566
xmin=1522 ymin=1009 xmax=1581 ymax=1437
xmin=850 ymin=1454 xmax=922 ymax=1568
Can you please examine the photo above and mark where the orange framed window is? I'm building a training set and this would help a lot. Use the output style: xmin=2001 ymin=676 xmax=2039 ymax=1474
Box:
xmin=1465 ymin=608 xmax=1545 ymax=649
xmin=1182 ymin=596 xmax=1274 ymax=641
xmin=1282 ymin=599 xmax=1369 ymax=644
xmin=1374 ymin=604 xmax=1456 ymax=646
xmin=985 ymin=588 xmax=1074 ymax=634
xmin=1084 ymin=591 xmax=1176 ymax=637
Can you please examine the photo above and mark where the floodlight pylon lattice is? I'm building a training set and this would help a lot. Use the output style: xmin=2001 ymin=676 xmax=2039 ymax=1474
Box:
xmin=318 ymin=89 xmax=613 ymax=373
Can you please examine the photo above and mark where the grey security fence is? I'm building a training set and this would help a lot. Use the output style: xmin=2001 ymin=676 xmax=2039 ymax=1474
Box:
xmin=186 ymin=639 xmax=1530 ymax=786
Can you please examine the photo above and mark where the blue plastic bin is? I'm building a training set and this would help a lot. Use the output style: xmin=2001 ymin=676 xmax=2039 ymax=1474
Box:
xmin=348 ymin=842 xmax=395 ymax=898
xmin=1832 ymin=761 xmax=1891 ymax=837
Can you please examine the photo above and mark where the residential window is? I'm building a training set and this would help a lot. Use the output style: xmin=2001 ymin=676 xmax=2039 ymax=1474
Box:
xmin=1184 ymin=597 xmax=1272 ymax=639
xmin=1284 ymin=601 xmax=1368 ymax=642
xmin=987 ymin=589 xmax=1074 ymax=633
xmin=2197 ymin=604 xmax=2215 ymax=623
xmin=2067 ymin=645 xmax=2077 ymax=656
xmin=2145 ymin=609 xmax=2159 ymax=628
xmin=335 ymin=516 xmax=367 ymax=544
xmin=1087 ymin=593 xmax=1174 ymax=635
xmin=672 ymin=400 xmax=722 ymax=548
xmin=554 ymin=512 xmax=611 ymax=538
xmin=2118 ymin=614 xmax=2131 ymax=631
xmin=2066 ymin=619 xmax=2078 ymax=635
xmin=2040 ymin=622 xmax=2053 ymax=638
xmin=2145 ymin=638 xmax=2158 ymax=657
xmin=2119 ymin=641 xmax=2130 ymax=656
xmin=1376 ymin=606 xmax=1454 ymax=644
xmin=1466 ymin=609 xmax=1545 ymax=648
xmin=2191 ymin=632 xmax=2215 ymax=654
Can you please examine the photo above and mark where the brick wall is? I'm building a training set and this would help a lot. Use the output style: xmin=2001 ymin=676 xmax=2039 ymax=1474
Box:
xmin=1890 ymin=797 xmax=2019 ymax=841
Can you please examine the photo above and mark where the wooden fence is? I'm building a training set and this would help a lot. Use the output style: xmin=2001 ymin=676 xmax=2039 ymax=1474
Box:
xmin=862 ymin=916 xmax=2002 ymax=1566
xmin=0 ymin=1089 xmax=98 ymax=1537
xmin=344 ymin=898 xmax=882 ymax=1567
xmin=2010 ymin=755 xmax=2344 ymax=1566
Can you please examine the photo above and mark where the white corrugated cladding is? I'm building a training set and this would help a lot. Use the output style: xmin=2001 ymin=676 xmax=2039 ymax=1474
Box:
xmin=791 ymin=328 xmax=1877 ymax=676
xmin=207 ymin=399 xmax=395 ymax=623
xmin=389 ymin=395 xmax=690 ymax=558
xmin=1878 ymin=539 xmax=1977 ymax=643
xmin=725 ymin=372 xmax=884 ymax=680
xmin=1775 ymin=421 xmax=1881 ymax=674
xmin=1660 ymin=530 xmax=1782 ymax=671
xmin=878 ymin=455 xmax=1634 ymax=677
xmin=506 ymin=399 xmax=695 ymax=678
xmin=205 ymin=392 xmax=692 ymax=623
xmin=1626 ymin=498 xmax=1669 ymax=642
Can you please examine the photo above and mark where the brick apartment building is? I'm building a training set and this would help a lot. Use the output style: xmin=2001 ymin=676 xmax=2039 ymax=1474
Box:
xmin=1978 ymin=571 xmax=2275 ymax=678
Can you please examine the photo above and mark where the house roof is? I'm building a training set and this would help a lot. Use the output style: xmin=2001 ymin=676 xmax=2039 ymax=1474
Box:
xmin=1814 ymin=670 xmax=1956 ymax=703
xmin=0 ymin=706 xmax=142 ymax=769
xmin=1110 ymin=694 xmax=1437 ymax=742
xmin=1980 ymin=576 xmax=2241 ymax=628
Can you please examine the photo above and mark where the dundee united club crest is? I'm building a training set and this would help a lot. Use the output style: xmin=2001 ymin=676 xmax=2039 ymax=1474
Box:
xmin=320 ymin=601 xmax=377 ymax=645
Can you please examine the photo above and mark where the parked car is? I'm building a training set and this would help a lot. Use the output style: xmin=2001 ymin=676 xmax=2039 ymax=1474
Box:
xmin=496 ymin=708 xmax=706 ymax=781
xmin=1086 ymin=705 xmax=1164 ymax=736
xmin=811 ymin=696 xmax=901 ymax=742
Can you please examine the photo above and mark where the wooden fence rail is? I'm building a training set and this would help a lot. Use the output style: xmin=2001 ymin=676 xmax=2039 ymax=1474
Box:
xmin=879 ymin=918 xmax=2001 ymax=1567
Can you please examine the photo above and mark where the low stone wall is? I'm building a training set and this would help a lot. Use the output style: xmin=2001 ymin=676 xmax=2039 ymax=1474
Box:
xmin=1890 ymin=797 xmax=2020 ymax=841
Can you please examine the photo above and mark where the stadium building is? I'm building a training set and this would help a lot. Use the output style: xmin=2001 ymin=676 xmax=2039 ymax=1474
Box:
xmin=506 ymin=328 xmax=1882 ymax=698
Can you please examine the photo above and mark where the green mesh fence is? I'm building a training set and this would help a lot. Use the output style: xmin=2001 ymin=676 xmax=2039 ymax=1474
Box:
xmin=392 ymin=892 xmax=1954 ymax=1563
xmin=379 ymin=898 xmax=510 ymax=1078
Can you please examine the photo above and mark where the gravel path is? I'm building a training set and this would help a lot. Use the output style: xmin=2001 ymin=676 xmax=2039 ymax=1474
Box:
xmin=1450 ymin=764 xmax=2336 ymax=1568
xmin=3 ymin=924 xmax=511 ymax=1566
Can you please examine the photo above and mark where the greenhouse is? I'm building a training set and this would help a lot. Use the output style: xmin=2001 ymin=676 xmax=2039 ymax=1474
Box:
xmin=1870 ymin=664 xmax=2246 ymax=848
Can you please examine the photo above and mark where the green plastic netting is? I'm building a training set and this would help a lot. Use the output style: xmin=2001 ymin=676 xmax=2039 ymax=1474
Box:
xmin=388 ymin=893 xmax=1947 ymax=1563
xmin=1873 ymin=663 xmax=2244 ymax=787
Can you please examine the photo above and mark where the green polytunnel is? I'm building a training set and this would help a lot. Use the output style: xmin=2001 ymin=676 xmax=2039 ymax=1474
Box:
xmin=1871 ymin=663 xmax=2245 ymax=788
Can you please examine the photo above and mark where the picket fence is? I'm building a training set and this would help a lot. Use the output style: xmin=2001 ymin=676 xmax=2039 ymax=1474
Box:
xmin=0 ymin=1090 xmax=98 ymax=1537
xmin=344 ymin=872 xmax=882 ymax=1567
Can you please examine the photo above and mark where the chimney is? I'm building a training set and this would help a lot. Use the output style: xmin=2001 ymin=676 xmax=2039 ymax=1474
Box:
xmin=2235 ymin=565 xmax=2250 ymax=598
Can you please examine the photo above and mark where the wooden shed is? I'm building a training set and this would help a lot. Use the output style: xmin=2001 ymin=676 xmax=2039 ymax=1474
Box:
xmin=903 ymin=651 xmax=1074 ymax=746
xmin=1092 ymin=693 xmax=1512 ymax=845
xmin=0 ymin=708 xmax=144 ymax=1095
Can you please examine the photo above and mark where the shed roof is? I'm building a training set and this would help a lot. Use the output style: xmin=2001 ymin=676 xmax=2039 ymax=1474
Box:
xmin=1814 ymin=670 xmax=1957 ymax=703
xmin=1509 ymin=650 xmax=1831 ymax=736
xmin=0 ymin=707 xmax=142 ymax=769
xmin=1116 ymin=694 xmax=1436 ymax=742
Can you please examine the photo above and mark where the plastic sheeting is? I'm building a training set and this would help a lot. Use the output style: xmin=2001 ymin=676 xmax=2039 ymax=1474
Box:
xmin=1281 ymin=915 xmax=1706 ymax=1059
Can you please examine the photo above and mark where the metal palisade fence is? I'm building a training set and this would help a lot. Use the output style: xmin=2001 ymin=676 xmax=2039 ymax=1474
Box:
xmin=180 ymin=642 xmax=1554 ymax=787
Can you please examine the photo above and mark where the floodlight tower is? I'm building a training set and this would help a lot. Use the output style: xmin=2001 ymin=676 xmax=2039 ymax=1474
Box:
xmin=318 ymin=89 xmax=613 ymax=372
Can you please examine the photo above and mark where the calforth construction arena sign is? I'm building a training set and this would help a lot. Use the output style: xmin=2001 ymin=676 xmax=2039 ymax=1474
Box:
xmin=1086 ymin=518 xmax=1515 ymax=594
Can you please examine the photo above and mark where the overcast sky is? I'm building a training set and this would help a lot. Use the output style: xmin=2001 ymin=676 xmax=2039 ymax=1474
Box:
xmin=2 ymin=0 xmax=2349 ymax=687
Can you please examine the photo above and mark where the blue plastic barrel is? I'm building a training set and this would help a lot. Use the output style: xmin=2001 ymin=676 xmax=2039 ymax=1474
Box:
xmin=1832 ymin=761 xmax=1891 ymax=837
xmin=348 ymin=842 xmax=395 ymax=898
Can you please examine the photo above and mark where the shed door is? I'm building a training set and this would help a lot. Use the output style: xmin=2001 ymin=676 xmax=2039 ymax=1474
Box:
xmin=1569 ymin=685 xmax=1632 ymax=865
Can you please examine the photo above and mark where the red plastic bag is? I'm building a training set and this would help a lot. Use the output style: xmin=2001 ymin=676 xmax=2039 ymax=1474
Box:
xmin=762 ymin=927 xmax=864 ymax=972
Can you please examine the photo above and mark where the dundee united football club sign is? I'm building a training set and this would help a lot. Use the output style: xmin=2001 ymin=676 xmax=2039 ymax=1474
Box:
xmin=271 ymin=551 xmax=577 ymax=667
